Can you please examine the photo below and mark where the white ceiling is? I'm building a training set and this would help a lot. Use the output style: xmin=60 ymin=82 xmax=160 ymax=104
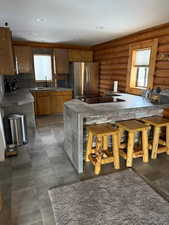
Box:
xmin=1 ymin=0 xmax=169 ymax=46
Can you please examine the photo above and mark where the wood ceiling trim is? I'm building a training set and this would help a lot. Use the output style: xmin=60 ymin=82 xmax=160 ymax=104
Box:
xmin=12 ymin=40 xmax=92 ymax=50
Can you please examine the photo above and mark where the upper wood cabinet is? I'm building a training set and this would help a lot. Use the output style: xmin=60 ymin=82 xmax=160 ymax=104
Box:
xmin=53 ymin=48 xmax=69 ymax=74
xmin=81 ymin=50 xmax=93 ymax=62
xmin=0 ymin=28 xmax=15 ymax=75
xmin=69 ymin=49 xmax=93 ymax=62
xmin=14 ymin=46 xmax=33 ymax=74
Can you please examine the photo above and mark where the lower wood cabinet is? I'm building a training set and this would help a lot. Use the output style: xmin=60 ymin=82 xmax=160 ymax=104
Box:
xmin=32 ymin=90 xmax=72 ymax=116
xmin=37 ymin=95 xmax=51 ymax=115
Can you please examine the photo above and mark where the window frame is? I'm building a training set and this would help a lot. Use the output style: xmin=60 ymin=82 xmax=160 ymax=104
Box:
xmin=33 ymin=54 xmax=53 ymax=82
xmin=126 ymin=39 xmax=158 ymax=95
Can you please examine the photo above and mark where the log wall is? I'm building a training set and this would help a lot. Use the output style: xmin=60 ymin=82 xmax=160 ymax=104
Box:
xmin=93 ymin=23 xmax=169 ymax=95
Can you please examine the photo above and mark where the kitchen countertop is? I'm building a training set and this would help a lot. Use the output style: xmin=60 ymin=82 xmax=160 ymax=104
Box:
xmin=0 ymin=89 xmax=34 ymax=107
xmin=0 ymin=87 xmax=73 ymax=107
xmin=30 ymin=87 xmax=72 ymax=92
xmin=65 ymin=93 xmax=169 ymax=116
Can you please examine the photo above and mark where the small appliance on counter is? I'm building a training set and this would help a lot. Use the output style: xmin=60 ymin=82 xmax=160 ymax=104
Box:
xmin=113 ymin=81 xmax=118 ymax=93
xmin=143 ymin=87 xmax=169 ymax=104
xmin=4 ymin=78 xmax=17 ymax=93
xmin=148 ymin=87 xmax=161 ymax=103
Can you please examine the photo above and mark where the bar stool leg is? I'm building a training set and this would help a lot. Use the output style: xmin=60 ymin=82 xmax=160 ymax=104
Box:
xmin=95 ymin=136 xmax=102 ymax=175
xmin=85 ymin=131 xmax=93 ymax=162
xmin=142 ymin=129 xmax=149 ymax=163
xmin=118 ymin=128 xmax=124 ymax=148
xmin=103 ymin=135 xmax=108 ymax=151
xmin=112 ymin=133 xmax=120 ymax=169
xmin=126 ymin=132 xmax=135 ymax=167
xmin=166 ymin=125 xmax=169 ymax=155
xmin=151 ymin=127 xmax=160 ymax=159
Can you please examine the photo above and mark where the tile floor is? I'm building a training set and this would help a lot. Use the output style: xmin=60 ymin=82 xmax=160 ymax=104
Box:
xmin=0 ymin=115 xmax=169 ymax=225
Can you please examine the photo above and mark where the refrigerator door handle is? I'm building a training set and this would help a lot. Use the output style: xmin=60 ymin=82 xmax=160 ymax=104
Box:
xmin=85 ymin=67 xmax=90 ymax=95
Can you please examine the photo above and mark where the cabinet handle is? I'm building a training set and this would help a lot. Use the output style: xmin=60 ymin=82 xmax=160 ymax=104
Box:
xmin=15 ymin=56 xmax=19 ymax=74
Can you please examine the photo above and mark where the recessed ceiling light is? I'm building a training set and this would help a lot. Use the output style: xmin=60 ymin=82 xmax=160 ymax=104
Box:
xmin=96 ymin=26 xmax=104 ymax=30
xmin=36 ymin=17 xmax=47 ymax=23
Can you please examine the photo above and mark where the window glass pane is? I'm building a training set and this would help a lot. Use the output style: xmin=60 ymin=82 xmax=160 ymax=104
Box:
xmin=136 ymin=67 xmax=149 ymax=88
xmin=34 ymin=55 xmax=52 ymax=81
xmin=135 ymin=49 xmax=151 ymax=66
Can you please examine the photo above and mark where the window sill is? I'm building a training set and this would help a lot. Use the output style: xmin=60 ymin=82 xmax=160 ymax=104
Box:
xmin=35 ymin=80 xmax=53 ymax=83
xmin=127 ymin=87 xmax=146 ymax=96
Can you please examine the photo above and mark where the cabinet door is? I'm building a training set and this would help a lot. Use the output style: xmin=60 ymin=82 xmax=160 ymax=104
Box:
xmin=14 ymin=46 xmax=33 ymax=74
xmin=50 ymin=95 xmax=63 ymax=114
xmin=31 ymin=92 xmax=37 ymax=115
xmin=81 ymin=51 xmax=93 ymax=62
xmin=54 ymin=48 xmax=69 ymax=74
xmin=68 ymin=49 xmax=82 ymax=62
xmin=37 ymin=92 xmax=50 ymax=115
xmin=50 ymin=91 xmax=72 ymax=114
xmin=0 ymin=28 xmax=15 ymax=75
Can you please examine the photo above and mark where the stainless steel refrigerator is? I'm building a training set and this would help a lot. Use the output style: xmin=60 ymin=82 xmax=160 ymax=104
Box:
xmin=68 ymin=62 xmax=99 ymax=98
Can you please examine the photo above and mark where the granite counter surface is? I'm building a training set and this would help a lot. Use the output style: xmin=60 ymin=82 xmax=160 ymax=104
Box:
xmin=64 ymin=93 xmax=169 ymax=116
xmin=0 ymin=89 xmax=34 ymax=107
xmin=30 ymin=87 xmax=72 ymax=92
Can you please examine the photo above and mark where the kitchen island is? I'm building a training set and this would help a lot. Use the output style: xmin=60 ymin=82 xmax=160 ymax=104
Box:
xmin=64 ymin=93 xmax=169 ymax=174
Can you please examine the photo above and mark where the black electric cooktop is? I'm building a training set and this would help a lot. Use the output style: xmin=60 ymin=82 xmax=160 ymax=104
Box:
xmin=79 ymin=96 xmax=125 ymax=104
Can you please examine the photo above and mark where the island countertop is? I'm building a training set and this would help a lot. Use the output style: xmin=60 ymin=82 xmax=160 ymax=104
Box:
xmin=64 ymin=93 xmax=169 ymax=174
xmin=30 ymin=87 xmax=72 ymax=92
xmin=64 ymin=93 xmax=169 ymax=116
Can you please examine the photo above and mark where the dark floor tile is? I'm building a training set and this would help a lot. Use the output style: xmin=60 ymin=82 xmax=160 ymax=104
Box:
xmin=12 ymin=162 xmax=33 ymax=178
xmin=12 ymin=187 xmax=39 ymax=216
xmin=12 ymin=209 xmax=42 ymax=225
xmin=0 ymin=205 xmax=12 ymax=225
xmin=39 ymin=196 xmax=55 ymax=225
xmin=10 ymin=149 xmax=31 ymax=169
xmin=12 ymin=174 xmax=35 ymax=191
xmin=30 ymin=221 xmax=43 ymax=225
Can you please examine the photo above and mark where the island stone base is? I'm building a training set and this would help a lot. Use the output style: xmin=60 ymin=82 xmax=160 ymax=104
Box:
xmin=64 ymin=104 xmax=163 ymax=174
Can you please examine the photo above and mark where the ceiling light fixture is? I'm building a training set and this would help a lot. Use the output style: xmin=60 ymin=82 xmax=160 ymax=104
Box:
xmin=36 ymin=17 xmax=47 ymax=23
xmin=96 ymin=26 xmax=104 ymax=30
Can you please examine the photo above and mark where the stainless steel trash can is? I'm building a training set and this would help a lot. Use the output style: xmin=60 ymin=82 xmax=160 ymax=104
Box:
xmin=8 ymin=114 xmax=27 ymax=146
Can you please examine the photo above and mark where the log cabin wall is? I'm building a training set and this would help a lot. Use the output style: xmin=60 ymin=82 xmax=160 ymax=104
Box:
xmin=93 ymin=23 xmax=169 ymax=95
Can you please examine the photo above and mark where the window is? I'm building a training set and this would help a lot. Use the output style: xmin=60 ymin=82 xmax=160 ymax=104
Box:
xmin=134 ymin=49 xmax=151 ymax=88
xmin=126 ymin=39 xmax=158 ymax=95
xmin=34 ymin=54 xmax=52 ymax=81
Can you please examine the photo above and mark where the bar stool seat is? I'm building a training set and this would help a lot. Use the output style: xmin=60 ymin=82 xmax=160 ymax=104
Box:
xmin=116 ymin=120 xmax=149 ymax=167
xmin=86 ymin=124 xmax=120 ymax=175
xmin=141 ymin=116 xmax=169 ymax=159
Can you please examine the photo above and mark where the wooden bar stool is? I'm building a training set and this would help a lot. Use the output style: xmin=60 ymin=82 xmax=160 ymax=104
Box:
xmin=86 ymin=124 xmax=120 ymax=175
xmin=116 ymin=120 xmax=149 ymax=167
xmin=141 ymin=116 xmax=169 ymax=159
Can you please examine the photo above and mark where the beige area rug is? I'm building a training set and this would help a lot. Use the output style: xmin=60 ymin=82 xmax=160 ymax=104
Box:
xmin=49 ymin=169 xmax=169 ymax=225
